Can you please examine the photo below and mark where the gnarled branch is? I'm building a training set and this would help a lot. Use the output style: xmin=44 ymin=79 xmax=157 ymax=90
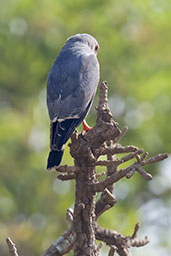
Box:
xmin=7 ymin=82 xmax=168 ymax=256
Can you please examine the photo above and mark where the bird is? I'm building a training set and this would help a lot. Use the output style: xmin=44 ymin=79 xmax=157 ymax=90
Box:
xmin=46 ymin=33 xmax=100 ymax=170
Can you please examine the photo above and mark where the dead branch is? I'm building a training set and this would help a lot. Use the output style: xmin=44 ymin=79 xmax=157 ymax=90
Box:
xmin=56 ymin=165 xmax=77 ymax=173
xmin=142 ymin=153 xmax=168 ymax=165
xmin=95 ymin=188 xmax=116 ymax=219
xmin=42 ymin=209 xmax=75 ymax=256
xmin=95 ymin=223 xmax=149 ymax=256
xmin=108 ymin=246 xmax=117 ymax=256
xmin=96 ymin=171 xmax=106 ymax=179
xmin=91 ymin=151 xmax=167 ymax=192
xmin=42 ymin=230 xmax=75 ymax=256
xmin=97 ymin=145 xmax=139 ymax=156
xmin=57 ymin=173 xmax=76 ymax=180
xmin=41 ymin=81 xmax=168 ymax=256
xmin=6 ymin=238 xmax=19 ymax=256
xmin=96 ymin=149 xmax=144 ymax=167
xmin=7 ymin=81 xmax=168 ymax=256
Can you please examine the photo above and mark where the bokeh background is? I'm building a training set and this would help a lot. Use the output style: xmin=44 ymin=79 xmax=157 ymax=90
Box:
xmin=0 ymin=0 xmax=171 ymax=255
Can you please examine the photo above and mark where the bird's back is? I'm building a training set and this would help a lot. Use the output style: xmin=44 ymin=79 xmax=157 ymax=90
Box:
xmin=47 ymin=44 xmax=99 ymax=121
xmin=46 ymin=33 xmax=100 ymax=169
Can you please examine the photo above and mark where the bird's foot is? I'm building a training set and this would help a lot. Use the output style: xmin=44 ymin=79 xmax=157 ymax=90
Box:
xmin=82 ymin=120 xmax=92 ymax=135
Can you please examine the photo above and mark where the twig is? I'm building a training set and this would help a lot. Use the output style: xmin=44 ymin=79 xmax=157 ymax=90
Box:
xmin=142 ymin=153 xmax=168 ymax=165
xmin=57 ymin=173 xmax=76 ymax=180
xmin=66 ymin=208 xmax=74 ymax=225
xmin=96 ymin=159 xmax=123 ymax=166
xmin=131 ymin=236 xmax=149 ymax=247
xmin=56 ymin=165 xmax=76 ymax=173
xmin=96 ymin=204 xmax=111 ymax=219
xmin=120 ymin=149 xmax=144 ymax=162
xmin=91 ymin=167 xmax=133 ymax=192
xmin=97 ymin=243 xmax=103 ymax=253
xmin=6 ymin=238 xmax=19 ymax=256
xmin=98 ymin=145 xmax=139 ymax=156
xmin=136 ymin=167 xmax=152 ymax=180
xmin=96 ymin=223 xmax=149 ymax=256
xmin=113 ymin=126 xmax=128 ymax=143
xmin=91 ymin=151 xmax=168 ymax=192
xmin=131 ymin=222 xmax=140 ymax=239
xmin=42 ymin=230 xmax=76 ymax=256
xmin=96 ymin=149 xmax=144 ymax=167
xmin=42 ymin=208 xmax=75 ymax=256
xmin=96 ymin=171 xmax=106 ymax=179
xmin=140 ymin=152 xmax=148 ymax=161
xmin=108 ymin=246 xmax=117 ymax=256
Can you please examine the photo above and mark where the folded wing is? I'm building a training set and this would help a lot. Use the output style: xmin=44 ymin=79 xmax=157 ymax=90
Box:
xmin=46 ymin=52 xmax=99 ymax=169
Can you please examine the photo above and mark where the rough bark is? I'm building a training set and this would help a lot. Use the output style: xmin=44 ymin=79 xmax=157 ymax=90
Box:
xmin=6 ymin=82 xmax=168 ymax=256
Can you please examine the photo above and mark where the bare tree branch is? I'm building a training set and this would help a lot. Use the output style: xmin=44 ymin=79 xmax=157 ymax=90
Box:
xmin=41 ymin=81 xmax=168 ymax=256
xmin=7 ymin=81 xmax=168 ymax=256
xmin=56 ymin=165 xmax=77 ymax=173
xmin=42 ymin=209 xmax=75 ymax=256
xmin=95 ymin=223 xmax=150 ymax=256
xmin=91 ymin=151 xmax=167 ymax=192
xmin=97 ymin=145 xmax=139 ymax=156
xmin=57 ymin=173 xmax=76 ymax=180
xmin=142 ymin=153 xmax=168 ymax=165
xmin=108 ymin=246 xmax=117 ymax=256
xmin=6 ymin=238 xmax=19 ymax=256
xmin=42 ymin=230 xmax=75 ymax=256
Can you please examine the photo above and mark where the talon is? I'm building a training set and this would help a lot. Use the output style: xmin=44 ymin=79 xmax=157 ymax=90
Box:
xmin=82 ymin=120 xmax=92 ymax=134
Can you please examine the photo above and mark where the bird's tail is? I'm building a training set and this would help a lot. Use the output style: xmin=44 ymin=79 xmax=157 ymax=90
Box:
xmin=47 ymin=149 xmax=64 ymax=170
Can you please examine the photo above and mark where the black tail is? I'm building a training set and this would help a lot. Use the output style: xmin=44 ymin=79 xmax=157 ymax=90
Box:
xmin=47 ymin=149 xmax=64 ymax=170
xmin=47 ymin=103 xmax=93 ymax=170
xmin=47 ymin=119 xmax=79 ymax=170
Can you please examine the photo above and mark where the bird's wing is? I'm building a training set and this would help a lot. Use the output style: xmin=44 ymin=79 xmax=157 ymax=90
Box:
xmin=47 ymin=52 xmax=99 ymax=122
xmin=50 ymin=97 xmax=93 ymax=151
xmin=47 ymin=98 xmax=93 ymax=168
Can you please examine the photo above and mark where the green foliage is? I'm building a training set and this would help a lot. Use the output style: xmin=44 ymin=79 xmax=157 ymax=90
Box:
xmin=0 ymin=0 xmax=170 ymax=255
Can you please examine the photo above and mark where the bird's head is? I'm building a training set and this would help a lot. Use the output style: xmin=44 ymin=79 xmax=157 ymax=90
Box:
xmin=66 ymin=33 xmax=99 ymax=55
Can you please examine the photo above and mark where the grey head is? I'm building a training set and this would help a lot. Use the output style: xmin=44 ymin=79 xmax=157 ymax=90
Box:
xmin=65 ymin=33 xmax=100 ymax=55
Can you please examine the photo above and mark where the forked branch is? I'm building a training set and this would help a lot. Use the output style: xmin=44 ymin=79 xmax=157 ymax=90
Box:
xmin=6 ymin=82 xmax=168 ymax=256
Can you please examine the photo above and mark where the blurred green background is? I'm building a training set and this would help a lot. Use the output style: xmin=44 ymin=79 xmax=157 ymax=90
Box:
xmin=0 ymin=0 xmax=171 ymax=255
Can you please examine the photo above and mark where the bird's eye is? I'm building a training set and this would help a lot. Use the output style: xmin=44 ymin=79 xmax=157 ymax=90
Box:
xmin=94 ymin=45 xmax=99 ymax=52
